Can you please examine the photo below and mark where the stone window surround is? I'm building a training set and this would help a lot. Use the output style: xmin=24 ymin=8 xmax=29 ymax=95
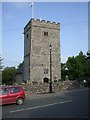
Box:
xmin=44 ymin=31 xmax=48 ymax=36
xmin=44 ymin=68 xmax=49 ymax=74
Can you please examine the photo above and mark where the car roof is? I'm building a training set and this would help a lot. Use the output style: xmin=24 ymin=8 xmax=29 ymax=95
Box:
xmin=1 ymin=86 xmax=21 ymax=89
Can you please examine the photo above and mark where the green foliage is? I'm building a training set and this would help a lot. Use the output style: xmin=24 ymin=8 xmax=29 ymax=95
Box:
xmin=17 ymin=61 xmax=24 ymax=70
xmin=0 ymin=55 xmax=4 ymax=71
xmin=2 ymin=67 xmax=17 ymax=85
xmin=65 ymin=51 xmax=89 ymax=81
xmin=66 ymin=56 xmax=77 ymax=80
xmin=0 ymin=55 xmax=3 ymax=84
xmin=75 ymin=51 xmax=88 ymax=80
xmin=61 ymin=63 xmax=66 ymax=80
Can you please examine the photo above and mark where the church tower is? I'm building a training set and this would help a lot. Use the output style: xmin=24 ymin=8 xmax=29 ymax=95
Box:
xmin=24 ymin=18 xmax=61 ymax=83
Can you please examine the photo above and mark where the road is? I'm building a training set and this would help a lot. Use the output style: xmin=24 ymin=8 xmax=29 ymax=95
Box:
xmin=2 ymin=88 xmax=89 ymax=118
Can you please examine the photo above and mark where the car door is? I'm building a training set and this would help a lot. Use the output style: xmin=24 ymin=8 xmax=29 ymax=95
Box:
xmin=9 ymin=87 xmax=20 ymax=103
xmin=2 ymin=88 xmax=9 ymax=104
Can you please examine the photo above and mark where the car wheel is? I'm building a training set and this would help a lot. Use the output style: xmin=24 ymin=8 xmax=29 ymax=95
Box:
xmin=16 ymin=98 xmax=24 ymax=105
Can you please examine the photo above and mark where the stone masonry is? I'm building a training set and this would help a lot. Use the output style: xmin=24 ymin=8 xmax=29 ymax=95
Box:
xmin=24 ymin=18 xmax=61 ymax=83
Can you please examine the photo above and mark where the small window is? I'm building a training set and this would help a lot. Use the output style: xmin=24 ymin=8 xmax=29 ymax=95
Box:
xmin=10 ymin=87 xmax=20 ymax=94
xmin=26 ymin=34 xmax=28 ymax=38
xmin=44 ymin=32 xmax=48 ymax=36
xmin=44 ymin=69 xmax=48 ymax=74
xmin=2 ymin=88 xmax=9 ymax=95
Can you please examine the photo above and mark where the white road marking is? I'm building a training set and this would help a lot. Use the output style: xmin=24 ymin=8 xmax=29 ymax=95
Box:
xmin=9 ymin=100 xmax=72 ymax=113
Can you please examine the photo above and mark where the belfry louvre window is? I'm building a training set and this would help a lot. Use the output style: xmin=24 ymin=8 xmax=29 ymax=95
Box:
xmin=44 ymin=31 xmax=48 ymax=36
xmin=44 ymin=69 xmax=48 ymax=74
xmin=26 ymin=34 xmax=28 ymax=38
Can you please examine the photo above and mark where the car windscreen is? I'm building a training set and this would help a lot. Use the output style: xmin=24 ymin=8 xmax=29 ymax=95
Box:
xmin=0 ymin=88 xmax=9 ymax=95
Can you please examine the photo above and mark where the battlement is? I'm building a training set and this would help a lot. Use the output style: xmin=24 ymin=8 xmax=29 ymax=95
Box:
xmin=24 ymin=18 xmax=60 ymax=30
xmin=31 ymin=18 xmax=60 ymax=25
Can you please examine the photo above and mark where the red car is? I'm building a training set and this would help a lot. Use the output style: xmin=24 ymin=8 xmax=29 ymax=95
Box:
xmin=0 ymin=86 xmax=26 ymax=105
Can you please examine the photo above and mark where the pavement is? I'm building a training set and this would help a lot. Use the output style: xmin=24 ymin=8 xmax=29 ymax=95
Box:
xmin=26 ymin=87 xmax=87 ymax=100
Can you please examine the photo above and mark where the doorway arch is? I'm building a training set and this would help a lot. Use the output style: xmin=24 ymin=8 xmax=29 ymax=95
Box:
xmin=43 ymin=77 xmax=49 ymax=83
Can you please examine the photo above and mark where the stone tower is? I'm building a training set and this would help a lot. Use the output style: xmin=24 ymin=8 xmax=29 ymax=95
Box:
xmin=24 ymin=18 xmax=61 ymax=83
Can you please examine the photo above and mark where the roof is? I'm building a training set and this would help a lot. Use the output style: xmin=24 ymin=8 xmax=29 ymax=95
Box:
xmin=16 ymin=63 xmax=24 ymax=74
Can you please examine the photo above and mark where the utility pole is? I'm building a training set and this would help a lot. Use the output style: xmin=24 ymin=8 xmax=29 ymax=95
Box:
xmin=49 ymin=44 xmax=52 ymax=93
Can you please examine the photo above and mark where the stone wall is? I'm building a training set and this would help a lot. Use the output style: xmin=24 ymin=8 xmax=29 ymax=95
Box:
xmin=24 ymin=19 xmax=61 ymax=83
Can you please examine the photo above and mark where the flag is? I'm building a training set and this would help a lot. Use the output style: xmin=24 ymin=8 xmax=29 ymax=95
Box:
xmin=30 ymin=2 xmax=33 ymax=7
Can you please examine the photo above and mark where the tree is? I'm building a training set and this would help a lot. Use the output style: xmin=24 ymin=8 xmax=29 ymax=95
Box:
xmin=61 ymin=63 xmax=67 ymax=80
xmin=66 ymin=51 xmax=89 ymax=81
xmin=0 ymin=55 xmax=3 ymax=71
xmin=75 ymin=51 xmax=88 ymax=80
xmin=0 ymin=55 xmax=3 ymax=84
xmin=87 ymin=50 xmax=90 ymax=62
xmin=2 ymin=67 xmax=17 ymax=85
xmin=17 ymin=61 xmax=24 ymax=70
xmin=66 ymin=56 xmax=78 ymax=80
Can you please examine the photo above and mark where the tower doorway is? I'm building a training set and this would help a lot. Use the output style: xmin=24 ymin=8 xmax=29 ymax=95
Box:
xmin=43 ymin=77 xmax=49 ymax=83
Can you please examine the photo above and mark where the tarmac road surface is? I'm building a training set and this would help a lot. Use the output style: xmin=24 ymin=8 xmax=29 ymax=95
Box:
xmin=2 ymin=88 xmax=89 ymax=118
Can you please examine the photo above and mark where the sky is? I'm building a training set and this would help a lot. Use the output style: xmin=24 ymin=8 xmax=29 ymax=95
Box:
xmin=1 ymin=1 xmax=88 ymax=68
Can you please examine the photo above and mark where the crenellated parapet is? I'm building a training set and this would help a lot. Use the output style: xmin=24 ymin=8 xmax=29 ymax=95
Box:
xmin=24 ymin=18 xmax=60 ymax=34
xmin=30 ymin=18 xmax=60 ymax=25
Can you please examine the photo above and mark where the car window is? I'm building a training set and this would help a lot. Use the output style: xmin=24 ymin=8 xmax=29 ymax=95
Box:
xmin=10 ymin=87 xmax=20 ymax=94
xmin=2 ymin=88 xmax=9 ymax=95
xmin=0 ymin=89 xmax=2 ymax=95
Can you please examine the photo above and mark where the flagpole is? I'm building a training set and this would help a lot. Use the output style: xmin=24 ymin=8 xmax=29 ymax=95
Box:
xmin=29 ymin=2 xmax=34 ymax=18
xmin=32 ymin=2 xmax=34 ymax=18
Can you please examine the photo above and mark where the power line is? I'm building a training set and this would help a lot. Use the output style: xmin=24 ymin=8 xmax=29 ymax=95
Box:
xmin=60 ymin=21 xmax=89 ymax=26
xmin=1 ymin=21 xmax=89 ymax=31
xmin=2 ymin=28 xmax=23 ymax=31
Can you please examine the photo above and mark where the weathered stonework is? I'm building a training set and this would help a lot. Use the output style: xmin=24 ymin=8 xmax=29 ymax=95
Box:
xmin=24 ymin=18 xmax=61 ymax=83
